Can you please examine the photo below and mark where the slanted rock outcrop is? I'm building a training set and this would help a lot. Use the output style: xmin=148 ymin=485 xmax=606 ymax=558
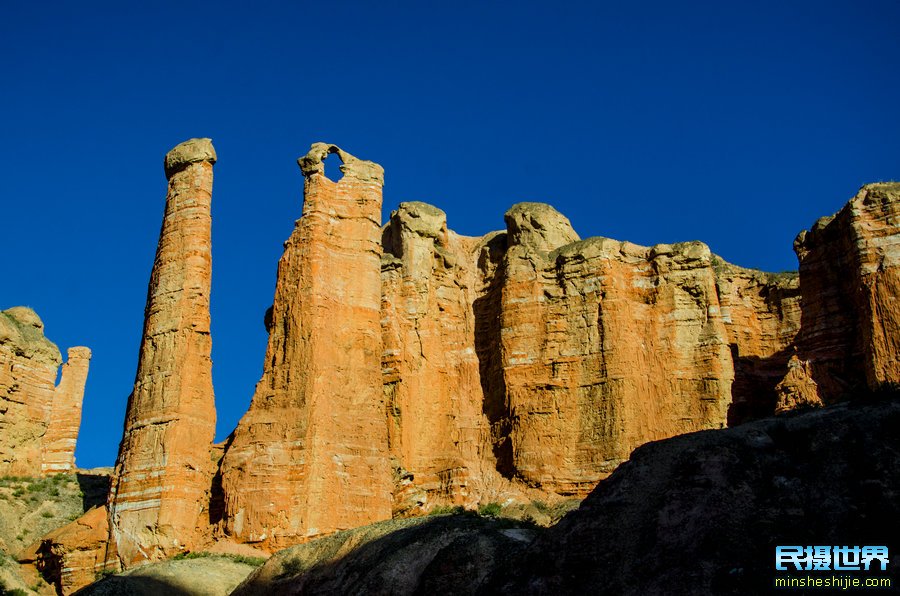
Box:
xmin=219 ymin=143 xmax=392 ymax=548
xmin=107 ymin=138 xmax=218 ymax=567
xmin=0 ymin=307 xmax=90 ymax=477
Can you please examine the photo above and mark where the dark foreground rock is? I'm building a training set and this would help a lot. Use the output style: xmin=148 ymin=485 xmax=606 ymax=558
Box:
xmin=484 ymin=395 xmax=900 ymax=595
xmin=232 ymin=515 xmax=537 ymax=596
xmin=235 ymin=396 xmax=900 ymax=595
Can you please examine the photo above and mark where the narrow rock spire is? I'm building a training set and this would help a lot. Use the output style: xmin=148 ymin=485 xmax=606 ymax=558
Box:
xmin=108 ymin=138 xmax=218 ymax=567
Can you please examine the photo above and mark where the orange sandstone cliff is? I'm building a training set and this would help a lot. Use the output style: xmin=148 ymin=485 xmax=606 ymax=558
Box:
xmin=27 ymin=141 xmax=900 ymax=594
xmin=0 ymin=307 xmax=90 ymax=477
xmin=219 ymin=144 xmax=392 ymax=549
xmin=790 ymin=182 xmax=900 ymax=405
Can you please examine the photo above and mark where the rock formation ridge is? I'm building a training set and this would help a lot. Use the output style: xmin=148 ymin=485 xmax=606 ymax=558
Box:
xmin=31 ymin=139 xmax=900 ymax=594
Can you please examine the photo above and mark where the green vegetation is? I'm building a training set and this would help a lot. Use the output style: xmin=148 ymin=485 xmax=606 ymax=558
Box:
xmin=530 ymin=499 xmax=550 ymax=515
xmin=279 ymin=557 xmax=304 ymax=578
xmin=428 ymin=505 xmax=467 ymax=516
xmin=94 ymin=568 xmax=116 ymax=581
xmin=477 ymin=502 xmax=502 ymax=517
xmin=171 ymin=551 xmax=266 ymax=567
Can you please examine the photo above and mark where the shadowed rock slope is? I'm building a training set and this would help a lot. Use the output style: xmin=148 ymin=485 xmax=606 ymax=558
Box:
xmin=238 ymin=396 xmax=900 ymax=595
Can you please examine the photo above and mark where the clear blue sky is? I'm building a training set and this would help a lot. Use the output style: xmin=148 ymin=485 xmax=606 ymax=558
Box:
xmin=1 ymin=1 xmax=897 ymax=468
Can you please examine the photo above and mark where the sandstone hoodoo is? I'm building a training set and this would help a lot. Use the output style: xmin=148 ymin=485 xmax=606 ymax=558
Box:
xmin=219 ymin=143 xmax=393 ymax=548
xmin=0 ymin=306 xmax=90 ymax=477
xmin=23 ymin=139 xmax=900 ymax=595
xmin=107 ymin=137 xmax=218 ymax=567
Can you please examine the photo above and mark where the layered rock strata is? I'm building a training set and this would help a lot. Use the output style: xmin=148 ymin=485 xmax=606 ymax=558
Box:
xmin=107 ymin=138 xmax=218 ymax=566
xmin=380 ymin=202 xmax=503 ymax=513
xmin=793 ymin=182 xmax=900 ymax=403
xmin=34 ymin=506 xmax=116 ymax=595
xmin=496 ymin=204 xmax=734 ymax=493
xmin=714 ymin=266 xmax=802 ymax=423
xmin=219 ymin=144 xmax=392 ymax=547
xmin=0 ymin=307 xmax=90 ymax=476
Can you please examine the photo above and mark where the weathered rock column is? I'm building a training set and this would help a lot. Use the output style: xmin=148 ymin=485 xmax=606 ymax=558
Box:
xmin=108 ymin=138 xmax=217 ymax=566
xmin=220 ymin=143 xmax=391 ymax=548
xmin=43 ymin=347 xmax=92 ymax=474
xmin=0 ymin=307 xmax=63 ymax=476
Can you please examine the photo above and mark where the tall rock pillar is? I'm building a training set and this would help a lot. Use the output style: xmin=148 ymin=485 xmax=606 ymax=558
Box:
xmin=108 ymin=138 xmax=218 ymax=566
xmin=220 ymin=143 xmax=391 ymax=548
xmin=43 ymin=347 xmax=92 ymax=474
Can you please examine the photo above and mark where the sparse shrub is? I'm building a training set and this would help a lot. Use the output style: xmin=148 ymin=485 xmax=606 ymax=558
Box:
xmin=170 ymin=551 xmax=266 ymax=567
xmin=231 ymin=555 xmax=266 ymax=567
xmin=478 ymin=502 xmax=502 ymax=517
xmin=40 ymin=511 xmax=54 ymax=518
xmin=530 ymin=499 xmax=550 ymax=514
xmin=94 ymin=568 xmax=115 ymax=581
xmin=173 ymin=551 xmax=208 ymax=561
xmin=428 ymin=505 xmax=466 ymax=516
xmin=279 ymin=557 xmax=304 ymax=578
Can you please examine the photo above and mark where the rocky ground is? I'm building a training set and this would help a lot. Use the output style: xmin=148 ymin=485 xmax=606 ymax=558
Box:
xmin=76 ymin=555 xmax=263 ymax=596
xmin=0 ymin=470 xmax=108 ymax=595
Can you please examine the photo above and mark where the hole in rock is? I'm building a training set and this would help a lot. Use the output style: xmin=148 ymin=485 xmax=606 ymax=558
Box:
xmin=323 ymin=151 xmax=344 ymax=182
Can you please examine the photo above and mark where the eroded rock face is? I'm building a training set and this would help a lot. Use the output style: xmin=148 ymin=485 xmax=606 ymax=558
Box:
xmin=381 ymin=202 xmax=503 ymax=513
xmin=44 ymin=347 xmax=92 ymax=474
xmin=715 ymin=265 xmax=802 ymax=423
xmin=774 ymin=355 xmax=822 ymax=413
xmin=219 ymin=143 xmax=392 ymax=548
xmin=794 ymin=182 xmax=900 ymax=403
xmin=35 ymin=506 xmax=117 ymax=595
xmin=0 ymin=307 xmax=89 ymax=476
xmin=108 ymin=138 xmax=218 ymax=567
xmin=496 ymin=204 xmax=733 ymax=494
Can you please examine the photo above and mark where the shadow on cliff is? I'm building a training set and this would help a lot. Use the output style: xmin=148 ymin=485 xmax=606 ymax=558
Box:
xmin=75 ymin=473 xmax=111 ymax=511
xmin=727 ymin=344 xmax=795 ymax=425
xmin=472 ymin=232 xmax=515 ymax=478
